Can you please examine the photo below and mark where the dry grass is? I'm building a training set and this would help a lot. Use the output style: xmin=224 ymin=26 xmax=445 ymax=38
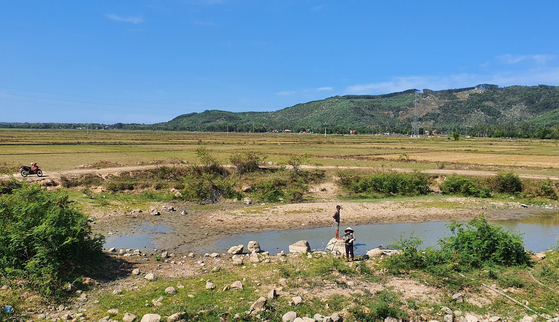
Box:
xmin=2 ymin=129 xmax=559 ymax=177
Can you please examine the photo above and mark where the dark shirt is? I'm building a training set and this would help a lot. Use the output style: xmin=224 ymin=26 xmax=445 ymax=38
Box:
xmin=333 ymin=210 xmax=340 ymax=223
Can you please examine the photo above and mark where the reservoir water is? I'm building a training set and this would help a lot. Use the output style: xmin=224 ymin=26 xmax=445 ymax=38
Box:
xmin=215 ymin=215 xmax=559 ymax=255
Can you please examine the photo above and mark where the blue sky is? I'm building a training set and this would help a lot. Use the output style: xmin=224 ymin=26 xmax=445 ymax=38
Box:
xmin=2 ymin=1 xmax=559 ymax=124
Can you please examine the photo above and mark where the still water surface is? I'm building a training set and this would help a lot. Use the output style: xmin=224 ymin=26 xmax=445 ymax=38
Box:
xmin=104 ymin=215 xmax=559 ymax=254
xmin=215 ymin=215 xmax=559 ymax=255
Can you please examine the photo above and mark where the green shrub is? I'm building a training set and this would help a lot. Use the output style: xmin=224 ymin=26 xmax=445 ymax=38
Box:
xmin=440 ymin=174 xmax=491 ymax=197
xmin=230 ymin=152 xmax=266 ymax=175
xmin=350 ymin=290 xmax=408 ymax=321
xmin=348 ymin=171 xmax=430 ymax=196
xmin=493 ymin=171 xmax=522 ymax=194
xmin=439 ymin=215 xmax=531 ymax=268
xmin=0 ymin=184 xmax=104 ymax=295
xmin=255 ymin=178 xmax=286 ymax=202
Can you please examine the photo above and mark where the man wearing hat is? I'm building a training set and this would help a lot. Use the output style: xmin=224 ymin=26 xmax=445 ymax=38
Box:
xmin=342 ymin=227 xmax=355 ymax=262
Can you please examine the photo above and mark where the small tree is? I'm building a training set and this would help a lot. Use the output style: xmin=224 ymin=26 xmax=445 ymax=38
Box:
xmin=451 ymin=132 xmax=460 ymax=141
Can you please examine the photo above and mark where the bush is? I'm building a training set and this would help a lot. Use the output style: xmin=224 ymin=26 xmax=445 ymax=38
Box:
xmin=439 ymin=215 xmax=531 ymax=268
xmin=493 ymin=171 xmax=522 ymax=194
xmin=230 ymin=152 xmax=265 ymax=175
xmin=346 ymin=171 xmax=430 ymax=197
xmin=440 ymin=174 xmax=491 ymax=198
xmin=0 ymin=184 xmax=104 ymax=295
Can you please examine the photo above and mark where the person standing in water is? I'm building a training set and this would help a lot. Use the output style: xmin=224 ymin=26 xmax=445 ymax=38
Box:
xmin=333 ymin=205 xmax=341 ymax=239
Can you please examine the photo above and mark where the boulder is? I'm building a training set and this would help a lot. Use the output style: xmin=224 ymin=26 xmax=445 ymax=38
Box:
xmin=140 ymin=314 xmax=161 ymax=322
xmin=123 ymin=313 xmax=137 ymax=322
xmin=249 ymin=296 xmax=267 ymax=314
xmin=167 ymin=313 xmax=184 ymax=322
xmin=325 ymin=238 xmax=345 ymax=254
xmin=249 ymin=253 xmax=260 ymax=263
xmin=331 ymin=313 xmax=343 ymax=322
xmin=132 ymin=268 xmax=140 ymax=275
xmin=282 ymin=311 xmax=297 ymax=322
xmin=289 ymin=240 xmax=311 ymax=254
xmin=267 ymin=289 xmax=277 ymax=299
xmin=243 ymin=197 xmax=252 ymax=205
xmin=465 ymin=314 xmax=480 ymax=322
xmin=231 ymin=255 xmax=244 ymax=265
xmin=292 ymin=296 xmax=304 ymax=305
xmin=248 ymin=241 xmax=261 ymax=253
xmin=231 ymin=281 xmax=243 ymax=290
xmin=228 ymin=245 xmax=244 ymax=255
xmin=144 ymin=273 xmax=155 ymax=280
xmin=165 ymin=286 xmax=177 ymax=294
xmin=206 ymin=280 xmax=216 ymax=290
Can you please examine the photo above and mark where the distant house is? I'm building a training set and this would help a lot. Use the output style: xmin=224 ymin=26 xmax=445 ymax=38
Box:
xmin=350 ymin=130 xmax=356 ymax=134
xmin=284 ymin=129 xmax=291 ymax=133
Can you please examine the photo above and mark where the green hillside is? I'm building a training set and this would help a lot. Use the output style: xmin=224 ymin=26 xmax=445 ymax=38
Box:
xmin=152 ymin=85 xmax=559 ymax=137
xmin=3 ymin=84 xmax=559 ymax=138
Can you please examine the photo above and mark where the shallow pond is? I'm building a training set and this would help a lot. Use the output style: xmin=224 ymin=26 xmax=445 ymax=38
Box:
xmin=104 ymin=222 xmax=170 ymax=249
xmin=215 ymin=214 xmax=559 ymax=255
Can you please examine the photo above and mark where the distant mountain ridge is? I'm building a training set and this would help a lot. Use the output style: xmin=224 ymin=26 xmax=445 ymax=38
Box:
xmin=152 ymin=84 xmax=559 ymax=137
xmin=3 ymin=84 xmax=559 ymax=137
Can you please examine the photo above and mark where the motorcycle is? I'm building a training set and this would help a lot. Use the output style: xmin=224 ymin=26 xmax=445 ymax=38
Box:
xmin=20 ymin=165 xmax=43 ymax=177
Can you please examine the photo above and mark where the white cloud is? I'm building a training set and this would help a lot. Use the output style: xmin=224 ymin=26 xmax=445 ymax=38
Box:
xmin=317 ymin=87 xmax=333 ymax=91
xmin=345 ymin=68 xmax=559 ymax=95
xmin=105 ymin=14 xmax=144 ymax=24
xmin=497 ymin=54 xmax=556 ymax=65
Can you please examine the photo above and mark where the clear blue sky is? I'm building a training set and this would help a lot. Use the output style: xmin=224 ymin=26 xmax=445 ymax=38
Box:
xmin=2 ymin=1 xmax=559 ymax=124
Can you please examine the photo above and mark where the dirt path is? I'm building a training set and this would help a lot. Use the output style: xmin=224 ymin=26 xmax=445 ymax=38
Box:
xmin=7 ymin=163 xmax=559 ymax=182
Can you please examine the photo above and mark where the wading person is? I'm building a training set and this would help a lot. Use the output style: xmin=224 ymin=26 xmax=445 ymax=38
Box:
xmin=333 ymin=205 xmax=341 ymax=239
xmin=342 ymin=227 xmax=355 ymax=262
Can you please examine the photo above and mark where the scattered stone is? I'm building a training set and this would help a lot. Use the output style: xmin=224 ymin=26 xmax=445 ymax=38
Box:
xmin=210 ymin=252 xmax=220 ymax=258
xmin=167 ymin=312 xmax=184 ymax=322
xmin=206 ymin=280 xmax=216 ymax=290
xmin=161 ymin=251 xmax=168 ymax=258
xmin=133 ymin=249 xmax=142 ymax=255
xmin=132 ymin=268 xmax=141 ymax=275
xmin=250 ymin=253 xmax=260 ymax=263
xmin=108 ymin=308 xmax=119 ymax=314
xmin=152 ymin=296 xmax=164 ymax=306
xmin=267 ymin=289 xmax=277 ymax=299
xmin=78 ymin=293 xmax=88 ymax=302
xmin=242 ymin=184 xmax=252 ymax=192
xmin=243 ymin=197 xmax=252 ymax=205
xmin=108 ymin=247 xmax=116 ymax=252
xmin=248 ymin=241 xmax=261 ymax=253
xmin=465 ymin=314 xmax=480 ymax=322
xmin=60 ymin=313 xmax=72 ymax=320
xmin=188 ymin=253 xmax=195 ymax=258
xmin=165 ymin=286 xmax=177 ymax=295
xmin=289 ymin=240 xmax=311 ymax=254
xmin=140 ymin=313 xmax=161 ymax=322
xmin=452 ymin=292 xmax=464 ymax=303
xmin=231 ymin=281 xmax=243 ymax=290
xmin=292 ymin=296 xmax=304 ymax=305
xmin=231 ymin=255 xmax=244 ymax=265
xmin=177 ymin=283 xmax=184 ymax=289
xmin=279 ymin=278 xmax=288 ymax=286
xmin=488 ymin=317 xmax=501 ymax=322
xmin=282 ymin=311 xmax=297 ymax=322
xmin=385 ymin=318 xmax=399 ymax=322
xmin=314 ymin=314 xmax=324 ymax=321
xmin=112 ymin=289 xmax=123 ymax=295
xmin=181 ymin=210 xmax=188 ymax=215
xmin=519 ymin=316 xmax=535 ymax=322
xmin=144 ymin=273 xmax=155 ymax=281
xmin=212 ymin=266 xmax=221 ymax=272
xmin=331 ymin=312 xmax=343 ymax=322
xmin=228 ymin=245 xmax=244 ymax=255
xmin=440 ymin=306 xmax=453 ymax=315
xmin=149 ymin=206 xmax=160 ymax=216
xmin=249 ymin=296 xmax=267 ymax=314
xmin=444 ymin=315 xmax=453 ymax=322
xmin=123 ymin=313 xmax=137 ymax=322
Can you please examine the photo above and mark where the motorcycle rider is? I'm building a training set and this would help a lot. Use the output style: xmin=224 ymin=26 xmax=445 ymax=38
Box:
xmin=31 ymin=163 xmax=38 ymax=172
